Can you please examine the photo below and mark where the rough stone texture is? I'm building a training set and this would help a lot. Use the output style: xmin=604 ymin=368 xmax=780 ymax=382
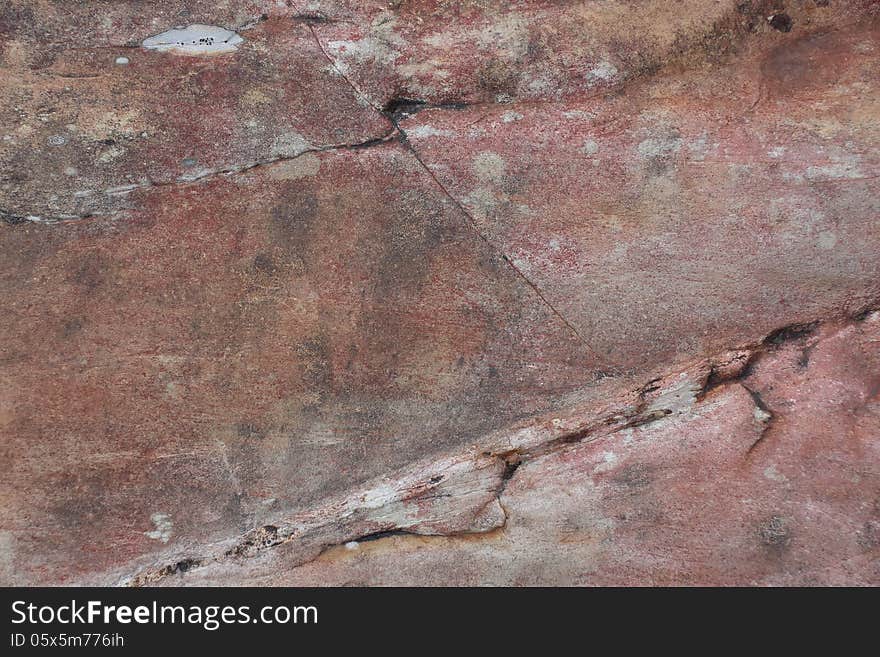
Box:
xmin=175 ymin=314 xmax=880 ymax=586
xmin=0 ymin=1 xmax=878 ymax=585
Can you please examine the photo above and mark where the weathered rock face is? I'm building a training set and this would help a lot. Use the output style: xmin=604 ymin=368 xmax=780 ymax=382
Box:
xmin=178 ymin=314 xmax=880 ymax=586
xmin=0 ymin=1 xmax=878 ymax=585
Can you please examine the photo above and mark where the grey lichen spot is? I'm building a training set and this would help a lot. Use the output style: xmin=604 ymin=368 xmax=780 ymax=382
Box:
xmin=753 ymin=405 xmax=772 ymax=424
xmin=580 ymin=139 xmax=599 ymax=156
xmin=759 ymin=515 xmax=791 ymax=550
xmin=271 ymin=132 xmax=311 ymax=158
xmin=472 ymin=152 xmax=507 ymax=184
xmin=637 ymin=130 xmax=683 ymax=174
xmin=637 ymin=134 xmax=682 ymax=160
xmin=856 ymin=520 xmax=879 ymax=549
xmin=612 ymin=463 xmax=652 ymax=491
xmin=142 ymin=24 xmax=243 ymax=56
xmin=587 ymin=61 xmax=618 ymax=84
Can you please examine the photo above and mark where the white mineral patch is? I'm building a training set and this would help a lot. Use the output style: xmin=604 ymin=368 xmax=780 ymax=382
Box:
xmin=763 ymin=465 xmax=788 ymax=483
xmin=142 ymin=25 xmax=243 ymax=55
xmin=269 ymin=152 xmax=322 ymax=181
xmin=580 ymin=139 xmax=599 ymax=156
xmin=588 ymin=61 xmax=618 ymax=83
xmin=406 ymin=124 xmax=453 ymax=139
xmin=145 ymin=512 xmax=173 ymax=543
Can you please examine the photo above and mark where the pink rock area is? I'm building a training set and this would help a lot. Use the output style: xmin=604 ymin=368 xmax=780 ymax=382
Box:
xmin=0 ymin=1 xmax=878 ymax=585
xmin=240 ymin=315 xmax=880 ymax=586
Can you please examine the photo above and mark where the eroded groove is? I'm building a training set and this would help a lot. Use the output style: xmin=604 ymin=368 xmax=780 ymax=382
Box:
xmin=236 ymin=8 xmax=350 ymax=32
xmin=1 ymin=208 xmax=111 ymax=226
xmin=743 ymin=384 xmax=775 ymax=455
xmin=291 ymin=13 xmax=338 ymax=25
xmin=763 ymin=322 xmax=819 ymax=347
xmin=233 ymin=13 xmax=269 ymax=32
xmin=354 ymin=529 xmax=415 ymax=543
xmin=700 ymin=320 xmax=822 ymax=398
xmin=383 ymin=97 xmax=471 ymax=122
xmin=128 ymin=558 xmax=202 ymax=587
xmin=122 ymin=306 xmax=880 ymax=586
xmin=327 ymin=0 xmax=828 ymax=118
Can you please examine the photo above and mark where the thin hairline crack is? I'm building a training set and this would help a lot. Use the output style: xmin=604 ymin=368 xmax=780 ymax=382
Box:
xmin=388 ymin=111 xmax=602 ymax=361
xmin=0 ymin=131 xmax=399 ymax=226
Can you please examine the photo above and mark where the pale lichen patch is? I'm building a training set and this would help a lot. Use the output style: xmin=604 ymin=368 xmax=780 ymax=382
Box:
xmin=145 ymin=513 xmax=173 ymax=543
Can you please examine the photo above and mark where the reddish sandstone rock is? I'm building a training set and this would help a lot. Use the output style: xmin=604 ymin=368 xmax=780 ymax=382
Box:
xmin=0 ymin=143 xmax=599 ymax=584
xmin=175 ymin=315 xmax=879 ymax=586
xmin=0 ymin=1 xmax=878 ymax=585
xmin=399 ymin=23 xmax=880 ymax=374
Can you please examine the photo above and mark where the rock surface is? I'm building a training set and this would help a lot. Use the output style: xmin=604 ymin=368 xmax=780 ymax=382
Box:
xmin=0 ymin=1 xmax=878 ymax=585
xmin=178 ymin=314 xmax=880 ymax=586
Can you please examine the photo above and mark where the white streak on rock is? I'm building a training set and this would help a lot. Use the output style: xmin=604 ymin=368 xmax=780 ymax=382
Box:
xmin=143 ymin=25 xmax=243 ymax=55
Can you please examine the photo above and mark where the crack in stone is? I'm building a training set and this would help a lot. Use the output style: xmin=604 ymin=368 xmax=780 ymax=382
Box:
xmin=295 ymin=0 xmax=810 ymax=118
xmin=0 ymin=132 xmax=398 ymax=227
xmin=122 ymin=307 xmax=879 ymax=586
xmin=391 ymin=118 xmax=602 ymax=361
xmin=742 ymin=384 xmax=775 ymax=455
xmin=307 ymin=23 xmax=387 ymax=115
xmin=699 ymin=322 xmax=821 ymax=398
xmin=383 ymin=97 xmax=471 ymax=121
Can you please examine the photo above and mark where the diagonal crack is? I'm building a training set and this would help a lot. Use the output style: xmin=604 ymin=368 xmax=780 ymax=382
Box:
xmin=742 ymin=384 xmax=775 ymax=455
xmin=306 ymin=17 xmax=600 ymax=359
xmin=392 ymin=120 xmax=600 ymax=360
xmin=307 ymin=24 xmax=387 ymax=116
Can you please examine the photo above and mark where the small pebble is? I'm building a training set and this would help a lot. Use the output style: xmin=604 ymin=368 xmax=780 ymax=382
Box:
xmin=115 ymin=56 xmax=130 ymax=65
